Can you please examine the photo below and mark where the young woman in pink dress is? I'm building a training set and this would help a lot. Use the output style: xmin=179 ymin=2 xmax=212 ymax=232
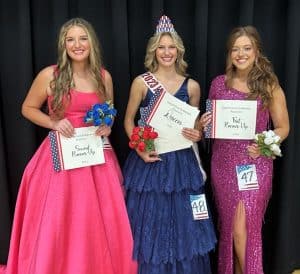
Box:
xmin=0 ymin=18 xmax=137 ymax=274
xmin=201 ymin=26 xmax=289 ymax=273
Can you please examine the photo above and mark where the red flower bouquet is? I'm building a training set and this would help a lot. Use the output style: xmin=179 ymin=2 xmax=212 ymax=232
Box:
xmin=129 ymin=126 xmax=158 ymax=152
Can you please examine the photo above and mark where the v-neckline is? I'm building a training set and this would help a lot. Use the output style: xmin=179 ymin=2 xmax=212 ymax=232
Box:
xmin=166 ymin=78 xmax=187 ymax=96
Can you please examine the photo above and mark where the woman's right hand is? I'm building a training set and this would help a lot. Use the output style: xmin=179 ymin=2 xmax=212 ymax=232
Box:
xmin=136 ymin=149 xmax=161 ymax=163
xmin=52 ymin=118 xmax=74 ymax=138
xmin=199 ymin=111 xmax=212 ymax=131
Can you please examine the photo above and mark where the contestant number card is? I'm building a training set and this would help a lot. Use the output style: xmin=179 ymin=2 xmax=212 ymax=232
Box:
xmin=236 ymin=164 xmax=259 ymax=191
xmin=190 ymin=194 xmax=209 ymax=220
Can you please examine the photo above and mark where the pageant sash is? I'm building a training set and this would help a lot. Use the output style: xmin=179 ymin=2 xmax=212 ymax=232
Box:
xmin=141 ymin=72 xmax=207 ymax=180
xmin=140 ymin=71 xmax=167 ymax=95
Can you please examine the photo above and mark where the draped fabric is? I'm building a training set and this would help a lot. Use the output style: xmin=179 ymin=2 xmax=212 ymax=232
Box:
xmin=0 ymin=1 xmax=299 ymax=273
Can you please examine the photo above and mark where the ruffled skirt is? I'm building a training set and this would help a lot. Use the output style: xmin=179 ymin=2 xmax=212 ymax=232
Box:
xmin=123 ymin=147 xmax=216 ymax=274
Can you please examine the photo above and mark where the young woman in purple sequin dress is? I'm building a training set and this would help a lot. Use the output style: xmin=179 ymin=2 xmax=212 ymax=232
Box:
xmin=201 ymin=26 xmax=289 ymax=273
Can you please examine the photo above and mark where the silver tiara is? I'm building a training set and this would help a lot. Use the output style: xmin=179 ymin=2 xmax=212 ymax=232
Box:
xmin=155 ymin=15 xmax=176 ymax=34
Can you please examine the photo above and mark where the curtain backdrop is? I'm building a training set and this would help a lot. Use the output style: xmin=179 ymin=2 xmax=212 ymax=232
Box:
xmin=0 ymin=1 xmax=299 ymax=273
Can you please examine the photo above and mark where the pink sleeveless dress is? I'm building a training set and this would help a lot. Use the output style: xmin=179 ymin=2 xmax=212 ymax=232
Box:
xmin=0 ymin=89 xmax=137 ymax=274
xmin=209 ymin=75 xmax=273 ymax=274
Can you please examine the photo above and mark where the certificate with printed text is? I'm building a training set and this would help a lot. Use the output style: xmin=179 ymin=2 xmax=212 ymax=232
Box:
xmin=145 ymin=91 xmax=200 ymax=154
xmin=205 ymin=99 xmax=257 ymax=140
xmin=49 ymin=126 xmax=105 ymax=171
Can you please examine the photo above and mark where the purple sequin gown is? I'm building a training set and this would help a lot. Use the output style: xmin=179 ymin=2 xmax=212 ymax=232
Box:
xmin=209 ymin=75 xmax=273 ymax=274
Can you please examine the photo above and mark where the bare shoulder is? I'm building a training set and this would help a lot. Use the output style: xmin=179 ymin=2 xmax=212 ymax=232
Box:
xmin=269 ymin=84 xmax=287 ymax=105
xmin=133 ymin=75 xmax=146 ymax=85
xmin=101 ymin=69 xmax=114 ymax=100
xmin=34 ymin=66 xmax=56 ymax=96
xmin=35 ymin=66 xmax=55 ymax=81
xmin=187 ymin=78 xmax=201 ymax=93
xmin=131 ymin=75 xmax=147 ymax=91
xmin=103 ymin=69 xmax=112 ymax=82
xmin=23 ymin=66 xmax=55 ymax=102
xmin=272 ymin=84 xmax=285 ymax=96
xmin=269 ymin=84 xmax=288 ymax=116
xmin=186 ymin=78 xmax=201 ymax=107
xmin=30 ymin=66 xmax=55 ymax=94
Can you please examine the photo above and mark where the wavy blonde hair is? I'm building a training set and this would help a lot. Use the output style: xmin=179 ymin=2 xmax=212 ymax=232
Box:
xmin=50 ymin=17 xmax=105 ymax=118
xmin=144 ymin=32 xmax=188 ymax=76
xmin=225 ymin=25 xmax=279 ymax=107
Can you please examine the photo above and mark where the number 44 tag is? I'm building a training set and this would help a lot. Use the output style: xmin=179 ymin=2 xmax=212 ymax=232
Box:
xmin=236 ymin=164 xmax=259 ymax=191
xmin=190 ymin=194 xmax=209 ymax=220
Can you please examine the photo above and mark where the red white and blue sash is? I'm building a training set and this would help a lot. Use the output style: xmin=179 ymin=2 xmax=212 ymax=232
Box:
xmin=140 ymin=71 xmax=207 ymax=181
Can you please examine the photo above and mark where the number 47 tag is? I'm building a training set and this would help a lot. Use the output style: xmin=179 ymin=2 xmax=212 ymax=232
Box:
xmin=236 ymin=164 xmax=259 ymax=191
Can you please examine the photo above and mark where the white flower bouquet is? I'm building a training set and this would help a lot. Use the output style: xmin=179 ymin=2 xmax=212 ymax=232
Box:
xmin=254 ymin=130 xmax=282 ymax=159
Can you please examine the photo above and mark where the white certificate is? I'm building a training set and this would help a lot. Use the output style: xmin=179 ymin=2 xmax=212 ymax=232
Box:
xmin=146 ymin=91 xmax=200 ymax=154
xmin=205 ymin=99 xmax=257 ymax=140
xmin=49 ymin=126 xmax=105 ymax=171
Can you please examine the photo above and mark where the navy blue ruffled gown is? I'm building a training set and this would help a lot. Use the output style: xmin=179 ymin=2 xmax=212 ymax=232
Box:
xmin=123 ymin=78 xmax=216 ymax=274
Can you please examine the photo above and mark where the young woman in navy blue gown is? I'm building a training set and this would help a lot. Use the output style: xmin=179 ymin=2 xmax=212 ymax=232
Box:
xmin=123 ymin=15 xmax=216 ymax=274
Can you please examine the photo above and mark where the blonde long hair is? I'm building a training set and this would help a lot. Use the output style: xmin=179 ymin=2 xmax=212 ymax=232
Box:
xmin=144 ymin=32 xmax=188 ymax=76
xmin=50 ymin=18 xmax=106 ymax=118
xmin=225 ymin=26 xmax=279 ymax=107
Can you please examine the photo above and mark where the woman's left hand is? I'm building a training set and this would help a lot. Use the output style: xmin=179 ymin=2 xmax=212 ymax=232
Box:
xmin=182 ymin=127 xmax=202 ymax=142
xmin=96 ymin=125 xmax=111 ymax=137
xmin=247 ymin=143 xmax=260 ymax=159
